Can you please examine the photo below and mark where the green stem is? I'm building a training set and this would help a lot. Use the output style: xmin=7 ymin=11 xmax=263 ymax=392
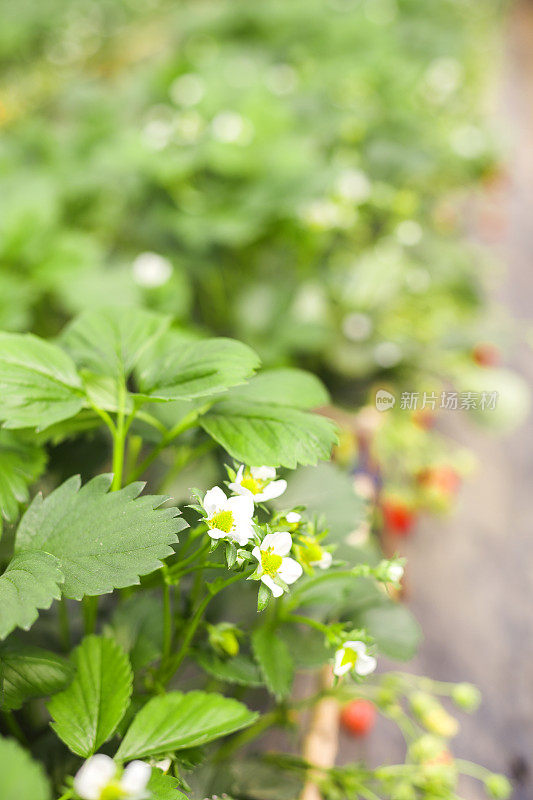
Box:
xmin=58 ymin=598 xmax=71 ymax=651
xmin=127 ymin=405 xmax=209 ymax=483
xmin=1 ymin=710 xmax=27 ymax=745
xmin=284 ymin=613 xmax=331 ymax=636
xmin=56 ymin=791 xmax=74 ymax=800
xmin=162 ymin=578 xmax=172 ymax=662
xmin=159 ymin=572 xmax=247 ymax=684
xmin=111 ymin=381 xmax=127 ymax=492
xmin=82 ymin=596 xmax=98 ymax=635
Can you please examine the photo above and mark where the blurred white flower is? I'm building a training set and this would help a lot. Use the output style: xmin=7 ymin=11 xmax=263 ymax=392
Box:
xmin=229 ymin=466 xmax=287 ymax=503
xmin=342 ymin=312 xmax=372 ymax=342
xmin=170 ymin=73 xmax=205 ymax=106
xmin=74 ymin=755 xmax=151 ymax=800
xmin=253 ymin=532 xmax=303 ymax=597
xmin=333 ymin=641 xmax=377 ymax=678
xmin=451 ymin=125 xmax=485 ymax=159
xmin=132 ymin=252 xmax=173 ymax=288
xmin=203 ymin=486 xmax=255 ymax=546
xmin=336 ymin=169 xmax=371 ymax=204
xmin=386 ymin=562 xmax=404 ymax=582
xmin=373 ymin=341 xmax=402 ymax=368
xmin=395 ymin=220 xmax=422 ymax=246
xmin=212 ymin=111 xmax=253 ymax=144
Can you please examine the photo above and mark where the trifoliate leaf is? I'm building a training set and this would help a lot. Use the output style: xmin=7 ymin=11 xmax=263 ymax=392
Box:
xmin=200 ymin=400 xmax=338 ymax=468
xmin=48 ymin=635 xmax=133 ymax=757
xmin=226 ymin=369 xmax=329 ymax=409
xmin=115 ymin=691 xmax=258 ymax=761
xmin=0 ymin=736 xmax=51 ymax=800
xmin=0 ymin=333 xmax=84 ymax=430
xmin=148 ymin=769 xmax=189 ymax=800
xmin=0 ymin=645 xmax=73 ymax=710
xmin=137 ymin=332 xmax=260 ymax=401
xmin=61 ymin=306 xmax=171 ymax=381
xmin=0 ymin=552 xmax=63 ymax=640
xmin=0 ymin=430 xmax=47 ymax=523
xmin=252 ymin=626 xmax=294 ymax=700
xmin=15 ymin=474 xmax=186 ymax=599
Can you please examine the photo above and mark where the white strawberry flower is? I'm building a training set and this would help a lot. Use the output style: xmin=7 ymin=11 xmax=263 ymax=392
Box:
xmin=203 ymin=486 xmax=254 ymax=546
xmin=74 ymin=754 xmax=151 ymax=800
xmin=252 ymin=531 xmax=303 ymax=598
xmin=297 ymin=536 xmax=332 ymax=570
xmin=333 ymin=641 xmax=377 ymax=678
xmin=285 ymin=511 xmax=301 ymax=524
xmin=229 ymin=465 xmax=287 ymax=503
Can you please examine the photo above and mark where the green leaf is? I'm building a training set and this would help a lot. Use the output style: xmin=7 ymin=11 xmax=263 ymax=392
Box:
xmin=61 ymin=306 xmax=171 ymax=381
xmin=0 ymin=736 xmax=51 ymax=800
xmin=137 ymin=332 xmax=260 ymax=401
xmin=115 ymin=691 xmax=258 ymax=761
xmin=194 ymin=652 xmax=264 ymax=687
xmin=0 ymin=552 xmax=63 ymax=640
xmin=0 ymin=646 xmax=73 ymax=710
xmin=0 ymin=430 xmax=47 ymax=523
xmin=226 ymin=369 xmax=329 ymax=409
xmin=358 ymin=603 xmax=422 ymax=661
xmin=200 ymin=400 xmax=338 ymax=468
xmin=48 ymin=635 xmax=133 ymax=757
xmin=0 ymin=333 xmax=83 ymax=430
xmin=252 ymin=627 xmax=294 ymax=700
xmin=15 ymin=474 xmax=186 ymax=599
xmin=148 ymin=769 xmax=189 ymax=800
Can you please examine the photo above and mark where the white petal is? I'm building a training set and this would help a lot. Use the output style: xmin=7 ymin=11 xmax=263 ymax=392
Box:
xmin=342 ymin=640 xmax=360 ymax=652
xmin=285 ymin=512 xmax=301 ymax=524
xmin=355 ymin=653 xmax=377 ymax=676
xmin=232 ymin=522 xmax=254 ymax=546
xmin=121 ymin=761 xmax=151 ymax=796
xmin=207 ymin=527 xmax=227 ymax=540
xmin=227 ymin=481 xmax=248 ymax=496
xmin=203 ymin=486 xmax=227 ymax=515
xmin=278 ymin=556 xmax=303 ymax=585
xmin=333 ymin=649 xmax=352 ymax=677
xmin=261 ymin=574 xmax=284 ymax=597
xmin=261 ymin=531 xmax=292 ymax=556
xmin=256 ymin=480 xmax=287 ymax=501
xmin=235 ymin=465 xmax=245 ymax=481
xmin=227 ymin=494 xmax=254 ymax=520
xmin=252 ymin=546 xmax=262 ymax=563
xmin=251 ymin=466 xmax=276 ymax=481
xmin=154 ymin=758 xmax=171 ymax=773
xmin=74 ymin=755 xmax=117 ymax=800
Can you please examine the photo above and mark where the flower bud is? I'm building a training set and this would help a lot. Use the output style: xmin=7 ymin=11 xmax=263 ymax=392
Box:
xmin=484 ymin=774 xmax=512 ymax=799
xmin=451 ymin=682 xmax=481 ymax=712
xmin=208 ymin=623 xmax=240 ymax=657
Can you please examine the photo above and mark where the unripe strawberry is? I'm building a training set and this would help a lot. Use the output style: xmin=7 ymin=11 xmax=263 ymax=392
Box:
xmin=472 ymin=342 xmax=500 ymax=368
xmin=484 ymin=774 xmax=512 ymax=799
xmin=340 ymin=699 xmax=376 ymax=736
xmin=451 ymin=682 xmax=481 ymax=712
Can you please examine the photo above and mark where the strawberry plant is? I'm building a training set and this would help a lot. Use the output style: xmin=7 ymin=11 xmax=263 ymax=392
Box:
xmin=0 ymin=307 xmax=510 ymax=800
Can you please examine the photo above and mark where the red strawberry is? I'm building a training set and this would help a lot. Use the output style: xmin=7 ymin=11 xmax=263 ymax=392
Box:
xmin=341 ymin=699 xmax=377 ymax=737
xmin=382 ymin=499 xmax=417 ymax=536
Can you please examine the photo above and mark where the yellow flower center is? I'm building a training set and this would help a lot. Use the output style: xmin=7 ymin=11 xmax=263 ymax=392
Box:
xmin=340 ymin=646 xmax=358 ymax=668
xmin=300 ymin=537 xmax=323 ymax=566
xmin=261 ymin=547 xmax=283 ymax=578
xmin=99 ymin=783 xmax=127 ymax=800
xmin=209 ymin=509 xmax=234 ymax=533
xmin=240 ymin=472 xmax=266 ymax=495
